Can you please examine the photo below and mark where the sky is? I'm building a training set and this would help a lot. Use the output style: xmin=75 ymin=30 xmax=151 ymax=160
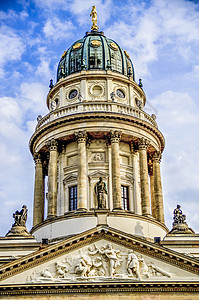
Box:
xmin=0 ymin=0 xmax=199 ymax=236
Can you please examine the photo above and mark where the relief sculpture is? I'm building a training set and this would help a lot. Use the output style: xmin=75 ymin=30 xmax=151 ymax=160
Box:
xmin=26 ymin=243 xmax=172 ymax=283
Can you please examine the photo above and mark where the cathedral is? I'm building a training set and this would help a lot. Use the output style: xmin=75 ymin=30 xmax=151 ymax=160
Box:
xmin=0 ymin=6 xmax=198 ymax=299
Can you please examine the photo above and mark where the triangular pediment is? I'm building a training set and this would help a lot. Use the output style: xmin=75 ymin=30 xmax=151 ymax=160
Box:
xmin=88 ymin=171 xmax=108 ymax=179
xmin=0 ymin=226 xmax=198 ymax=288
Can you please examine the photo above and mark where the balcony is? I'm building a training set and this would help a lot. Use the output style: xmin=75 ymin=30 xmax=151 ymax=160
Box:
xmin=36 ymin=102 xmax=157 ymax=130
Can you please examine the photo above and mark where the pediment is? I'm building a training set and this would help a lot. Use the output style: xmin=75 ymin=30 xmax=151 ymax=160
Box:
xmin=88 ymin=171 xmax=108 ymax=179
xmin=63 ymin=173 xmax=78 ymax=184
xmin=0 ymin=226 xmax=198 ymax=286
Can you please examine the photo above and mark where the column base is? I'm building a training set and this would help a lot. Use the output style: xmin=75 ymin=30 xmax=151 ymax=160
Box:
xmin=112 ymin=207 xmax=123 ymax=211
xmin=142 ymin=213 xmax=153 ymax=218
xmin=76 ymin=208 xmax=87 ymax=213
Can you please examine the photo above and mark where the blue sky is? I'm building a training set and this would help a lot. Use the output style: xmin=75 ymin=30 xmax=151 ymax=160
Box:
xmin=0 ymin=0 xmax=199 ymax=235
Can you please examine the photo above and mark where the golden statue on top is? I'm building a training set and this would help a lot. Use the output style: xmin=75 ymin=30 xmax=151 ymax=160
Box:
xmin=90 ymin=5 xmax=99 ymax=31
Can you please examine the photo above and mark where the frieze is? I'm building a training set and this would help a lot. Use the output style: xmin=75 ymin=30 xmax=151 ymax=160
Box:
xmin=26 ymin=242 xmax=173 ymax=283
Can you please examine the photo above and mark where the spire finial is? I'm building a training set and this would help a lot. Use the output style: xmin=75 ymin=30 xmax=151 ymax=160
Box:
xmin=90 ymin=5 xmax=99 ymax=31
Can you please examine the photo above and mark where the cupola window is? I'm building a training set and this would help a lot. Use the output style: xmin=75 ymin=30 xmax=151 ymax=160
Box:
xmin=70 ymin=50 xmax=82 ymax=73
xmin=69 ymin=185 xmax=78 ymax=211
xmin=121 ymin=185 xmax=129 ymax=210
xmin=89 ymin=41 xmax=103 ymax=69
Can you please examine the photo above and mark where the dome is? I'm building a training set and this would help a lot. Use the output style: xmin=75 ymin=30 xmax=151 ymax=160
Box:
xmin=57 ymin=31 xmax=135 ymax=81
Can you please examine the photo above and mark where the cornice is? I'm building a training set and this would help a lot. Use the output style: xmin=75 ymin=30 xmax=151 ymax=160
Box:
xmin=29 ymin=112 xmax=165 ymax=154
xmin=0 ymin=226 xmax=198 ymax=283
xmin=0 ymin=281 xmax=198 ymax=296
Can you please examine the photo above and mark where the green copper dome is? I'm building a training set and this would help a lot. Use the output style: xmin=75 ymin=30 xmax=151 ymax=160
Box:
xmin=57 ymin=31 xmax=135 ymax=81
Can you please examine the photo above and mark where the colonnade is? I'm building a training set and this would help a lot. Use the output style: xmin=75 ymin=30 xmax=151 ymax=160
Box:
xmin=32 ymin=132 xmax=164 ymax=227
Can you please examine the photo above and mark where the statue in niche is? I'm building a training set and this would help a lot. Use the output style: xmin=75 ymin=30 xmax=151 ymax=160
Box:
xmin=127 ymin=250 xmax=141 ymax=279
xmin=13 ymin=205 xmax=27 ymax=227
xmin=95 ymin=177 xmax=107 ymax=209
xmin=173 ymin=204 xmax=186 ymax=225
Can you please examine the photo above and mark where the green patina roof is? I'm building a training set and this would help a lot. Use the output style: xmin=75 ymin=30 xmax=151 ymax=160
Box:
xmin=57 ymin=31 xmax=135 ymax=81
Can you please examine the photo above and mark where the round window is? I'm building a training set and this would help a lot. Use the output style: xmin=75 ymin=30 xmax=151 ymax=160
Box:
xmin=116 ymin=89 xmax=125 ymax=99
xmin=92 ymin=85 xmax=103 ymax=96
xmin=69 ymin=89 xmax=78 ymax=99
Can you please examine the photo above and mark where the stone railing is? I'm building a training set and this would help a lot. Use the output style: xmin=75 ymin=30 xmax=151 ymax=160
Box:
xmin=36 ymin=102 xmax=157 ymax=130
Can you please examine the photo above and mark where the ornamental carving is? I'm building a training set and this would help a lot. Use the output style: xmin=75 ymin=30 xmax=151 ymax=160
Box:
xmin=138 ymin=138 xmax=149 ymax=150
xmin=92 ymin=153 xmax=104 ymax=162
xmin=46 ymin=139 xmax=58 ymax=151
xmin=33 ymin=152 xmax=42 ymax=165
xmin=26 ymin=242 xmax=172 ymax=283
xmin=109 ymin=130 xmax=122 ymax=143
xmin=152 ymin=151 xmax=162 ymax=163
xmin=75 ymin=131 xmax=87 ymax=143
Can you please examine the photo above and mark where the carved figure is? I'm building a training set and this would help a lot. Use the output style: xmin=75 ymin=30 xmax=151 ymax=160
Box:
xmin=100 ymin=244 xmax=121 ymax=277
xmin=55 ymin=261 xmax=68 ymax=278
xmin=40 ymin=269 xmax=53 ymax=280
xmin=95 ymin=177 xmax=107 ymax=209
xmin=139 ymin=258 xmax=150 ymax=278
xmin=127 ymin=250 xmax=141 ymax=279
xmin=173 ymin=205 xmax=186 ymax=225
xmin=75 ymin=255 xmax=92 ymax=277
xmin=13 ymin=205 xmax=27 ymax=227
xmin=90 ymin=5 xmax=99 ymax=31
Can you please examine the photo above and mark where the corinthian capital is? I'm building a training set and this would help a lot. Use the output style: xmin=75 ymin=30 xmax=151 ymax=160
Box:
xmin=152 ymin=151 xmax=162 ymax=163
xmin=33 ymin=152 xmax=42 ymax=165
xmin=75 ymin=131 xmax=87 ymax=143
xmin=109 ymin=130 xmax=122 ymax=143
xmin=138 ymin=138 xmax=150 ymax=150
xmin=46 ymin=138 xmax=58 ymax=151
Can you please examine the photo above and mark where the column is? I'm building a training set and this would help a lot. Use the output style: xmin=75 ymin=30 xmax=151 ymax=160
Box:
xmin=130 ymin=142 xmax=141 ymax=214
xmin=110 ymin=131 xmax=122 ymax=210
xmin=149 ymin=164 xmax=156 ymax=219
xmin=138 ymin=138 xmax=151 ymax=216
xmin=152 ymin=151 xmax=165 ymax=223
xmin=75 ymin=131 xmax=87 ymax=210
xmin=33 ymin=153 xmax=44 ymax=227
xmin=47 ymin=139 xmax=58 ymax=218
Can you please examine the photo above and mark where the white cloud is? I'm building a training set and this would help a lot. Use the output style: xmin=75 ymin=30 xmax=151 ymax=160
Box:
xmin=69 ymin=0 xmax=113 ymax=27
xmin=0 ymin=26 xmax=25 ymax=78
xmin=150 ymin=90 xmax=199 ymax=231
xmin=43 ymin=17 xmax=75 ymax=41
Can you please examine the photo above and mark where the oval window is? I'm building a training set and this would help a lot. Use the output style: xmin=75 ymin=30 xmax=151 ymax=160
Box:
xmin=92 ymin=85 xmax=103 ymax=96
xmin=69 ymin=89 xmax=78 ymax=99
xmin=116 ymin=89 xmax=125 ymax=99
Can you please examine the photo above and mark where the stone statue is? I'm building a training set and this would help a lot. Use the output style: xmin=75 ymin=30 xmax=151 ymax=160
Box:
xmin=168 ymin=204 xmax=195 ymax=234
xmin=95 ymin=177 xmax=107 ymax=209
xmin=127 ymin=250 xmax=141 ymax=279
xmin=173 ymin=204 xmax=186 ymax=225
xmin=90 ymin=5 xmax=99 ymax=31
xmin=13 ymin=205 xmax=27 ymax=227
xmin=6 ymin=205 xmax=31 ymax=237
